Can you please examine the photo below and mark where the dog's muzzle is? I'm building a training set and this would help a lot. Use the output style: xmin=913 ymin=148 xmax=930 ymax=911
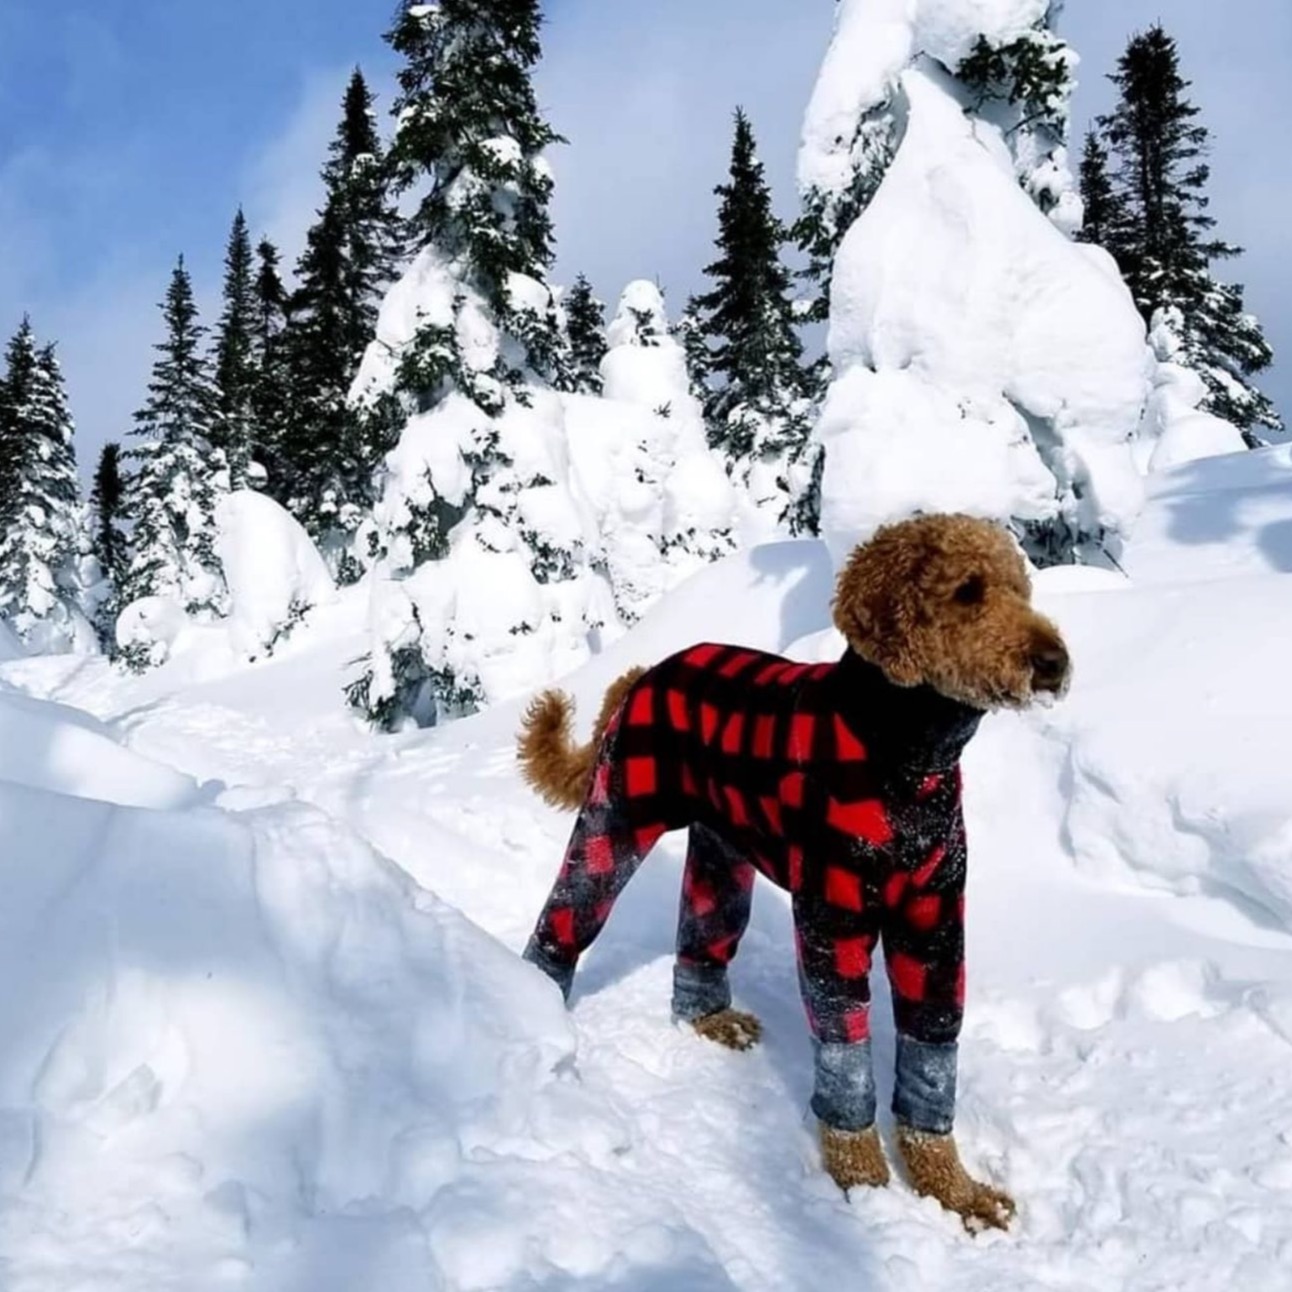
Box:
xmin=1029 ymin=641 xmax=1070 ymax=696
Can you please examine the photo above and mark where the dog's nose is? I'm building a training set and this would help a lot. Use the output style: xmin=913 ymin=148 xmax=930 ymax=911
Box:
xmin=1030 ymin=643 xmax=1070 ymax=692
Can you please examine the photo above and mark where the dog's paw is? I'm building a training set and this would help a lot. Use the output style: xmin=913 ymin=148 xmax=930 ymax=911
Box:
xmin=820 ymin=1123 xmax=890 ymax=1191
xmin=895 ymin=1126 xmax=1015 ymax=1234
xmin=691 ymin=1008 xmax=763 ymax=1052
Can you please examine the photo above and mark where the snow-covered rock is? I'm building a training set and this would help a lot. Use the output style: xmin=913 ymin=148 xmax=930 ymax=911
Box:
xmin=215 ymin=491 xmax=336 ymax=661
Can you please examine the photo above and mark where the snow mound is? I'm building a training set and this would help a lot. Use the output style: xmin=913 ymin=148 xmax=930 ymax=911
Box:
xmin=815 ymin=66 xmax=1150 ymax=559
xmin=1123 ymin=444 xmax=1292 ymax=587
xmin=0 ymin=689 xmax=197 ymax=810
xmin=1048 ymin=574 xmax=1292 ymax=924
xmin=215 ymin=491 xmax=336 ymax=661
xmin=0 ymin=765 xmax=623 ymax=1288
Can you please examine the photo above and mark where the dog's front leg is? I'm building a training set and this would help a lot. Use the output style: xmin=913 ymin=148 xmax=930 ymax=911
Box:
xmin=813 ymin=1041 xmax=889 ymax=1189
xmin=891 ymin=1037 xmax=1015 ymax=1232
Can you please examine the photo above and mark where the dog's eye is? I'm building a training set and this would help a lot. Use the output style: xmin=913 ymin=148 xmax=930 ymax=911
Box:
xmin=953 ymin=575 xmax=984 ymax=606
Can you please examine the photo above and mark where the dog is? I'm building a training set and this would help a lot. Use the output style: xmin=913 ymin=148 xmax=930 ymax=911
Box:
xmin=517 ymin=513 xmax=1070 ymax=1231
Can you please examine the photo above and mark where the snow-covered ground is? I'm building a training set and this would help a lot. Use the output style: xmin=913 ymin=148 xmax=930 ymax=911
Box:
xmin=4 ymin=448 xmax=1292 ymax=1290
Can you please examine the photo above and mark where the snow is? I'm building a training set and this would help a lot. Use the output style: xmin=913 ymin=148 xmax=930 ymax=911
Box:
xmin=1143 ymin=319 xmax=1249 ymax=472
xmin=0 ymin=618 xmax=27 ymax=662
xmin=5 ymin=436 xmax=1292 ymax=1287
xmin=215 ymin=491 xmax=336 ymax=661
xmin=815 ymin=65 xmax=1152 ymax=557
xmin=572 ymin=282 xmax=738 ymax=621
xmin=798 ymin=0 xmax=1052 ymax=203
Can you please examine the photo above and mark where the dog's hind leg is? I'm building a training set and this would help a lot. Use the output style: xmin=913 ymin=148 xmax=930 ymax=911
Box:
xmin=523 ymin=745 xmax=668 ymax=1001
xmin=673 ymin=825 xmax=762 ymax=1050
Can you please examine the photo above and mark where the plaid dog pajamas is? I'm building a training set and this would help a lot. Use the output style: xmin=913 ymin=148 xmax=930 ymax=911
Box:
xmin=524 ymin=642 xmax=984 ymax=1136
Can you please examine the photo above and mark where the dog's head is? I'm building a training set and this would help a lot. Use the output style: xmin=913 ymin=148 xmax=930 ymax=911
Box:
xmin=832 ymin=513 xmax=1071 ymax=711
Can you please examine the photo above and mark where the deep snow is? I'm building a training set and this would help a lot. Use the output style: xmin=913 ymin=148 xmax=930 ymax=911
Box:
xmin=4 ymin=447 xmax=1292 ymax=1289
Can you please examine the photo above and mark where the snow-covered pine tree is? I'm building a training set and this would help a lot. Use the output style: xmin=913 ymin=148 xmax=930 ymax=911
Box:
xmin=800 ymin=0 xmax=1153 ymax=570
xmin=120 ymin=257 xmax=229 ymax=667
xmin=89 ymin=440 xmax=126 ymax=649
xmin=213 ymin=209 xmax=258 ymax=487
xmin=0 ymin=321 xmax=95 ymax=651
xmin=798 ymin=3 xmax=1080 ymax=324
xmin=278 ymin=70 xmax=404 ymax=569
xmin=347 ymin=0 xmax=604 ymax=729
xmin=588 ymin=280 xmax=738 ymax=622
xmin=250 ymin=238 xmax=293 ymax=487
xmin=955 ymin=6 xmax=1081 ymax=230
xmin=1095 ymin=24 xmax=1280 ymax=444
xmin=692 ymin=108 xmax=817 ymax=534
xmin=563 ymin=273 xmax=607 ymax=394
xmin=673 ymin=296 xmax=712 ymax=404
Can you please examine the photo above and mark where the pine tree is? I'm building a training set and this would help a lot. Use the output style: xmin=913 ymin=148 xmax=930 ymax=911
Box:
xmin=1095 ymin=24 xmax=1280 ymax=441
xmin=0 ymin=321 xmax=92 ymax=649
xmin=91 ymin=442 xmax=127 ymax=583
xmin=692 ymin=109 xmax=816 ymax=532
xmin=89 ymin=440 xmax=126 ymax=648
xmin=328 ymin=69 xmax=403 ymax=362
xmin=1076 ymin=130 xmax=1123 ymax=250
xmin=347 ymin=0 xmax=599 ymax=729
xmin=385 ymin=0 xmax=567 ymax=386
xmin=213 ymin=208 xmax=258 ymax=485
xmin=121 ymin=257 xmax=228 ymax=664
xmin=250 ymin=238 xmax=292 ymax=484
xmin=564 ymin=273 xmax=607 ymax=393
xmin=279 ymin=70 xmax=403 ymax=557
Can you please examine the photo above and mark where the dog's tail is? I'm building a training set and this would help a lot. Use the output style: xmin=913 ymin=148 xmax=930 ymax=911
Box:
xmin=517 ymin=667 xmax=647 ymax=811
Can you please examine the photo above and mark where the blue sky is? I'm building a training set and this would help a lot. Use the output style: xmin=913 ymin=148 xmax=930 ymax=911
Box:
xmin=2 ymin=0 xmax=1287 ymax=466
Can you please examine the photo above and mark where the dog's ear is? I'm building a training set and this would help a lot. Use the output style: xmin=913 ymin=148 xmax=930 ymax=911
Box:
xmin=832 ymin=528 xmax=924 ymax=687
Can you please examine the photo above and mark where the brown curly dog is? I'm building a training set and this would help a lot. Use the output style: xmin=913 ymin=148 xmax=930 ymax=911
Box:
xmin=519 ymin=513 xmax=1070 ymax=1232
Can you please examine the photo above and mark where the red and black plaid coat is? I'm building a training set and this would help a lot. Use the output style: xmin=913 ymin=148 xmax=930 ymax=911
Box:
xmin=528 ymin=641 xmax=984 ymax=1048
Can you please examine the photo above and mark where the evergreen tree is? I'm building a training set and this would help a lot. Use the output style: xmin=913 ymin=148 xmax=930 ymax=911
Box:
xmin=1095 ymin=24 xmax=1280 ymax=441
xmin=90 ymin=441 xmax=127 ymax=584
xmin=250 ymin=238 xmax=293 ymax=483
xmin=674 ymin=296 xmax=712 ymax=404
xmin=0 ymin=321 xmax=91 ymax=649
xmin=279 ymin=70 xmax=403 ymax=558
xmin=89 ymin=440 xmax=127 ymax=648
xmin=385 ymin=0 xmax=567 ymax=386
xmin=563 ymin=273 xmax=607 ymax=393
xmin=1076 ymin=130 xmax=1123 ymax=250
xmin=213 ymin=208 xmax=258 ymax=485
xmin=121 ymin=257 xmax=228 ymax=664
xmin=692 ymin=109 xmax=816 ymax=532
xmin=348 ymin=0 xmax=599 ymax=728
xmin=328 ymin=69 xmax=403 ymax=362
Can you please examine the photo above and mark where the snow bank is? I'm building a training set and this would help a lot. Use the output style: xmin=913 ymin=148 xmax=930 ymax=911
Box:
xmin=0 ymin=755 xmax=623 ymax=1287
xmin=1044 ymin=572 xmax=1292 ymax=925
xmin=1123 ymin=444 xmax=1292 ymax=587
xmin=215 ymin=491 xmax=336 ymax=661
xmin=0 ymin=689 xmax=197 ymax=810
xmin=815 ymin=66 xmax=1151 ymax=561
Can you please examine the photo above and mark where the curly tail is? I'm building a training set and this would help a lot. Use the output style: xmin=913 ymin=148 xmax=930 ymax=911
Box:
xmin=517 ymin=666 xmax=647 ymax=810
